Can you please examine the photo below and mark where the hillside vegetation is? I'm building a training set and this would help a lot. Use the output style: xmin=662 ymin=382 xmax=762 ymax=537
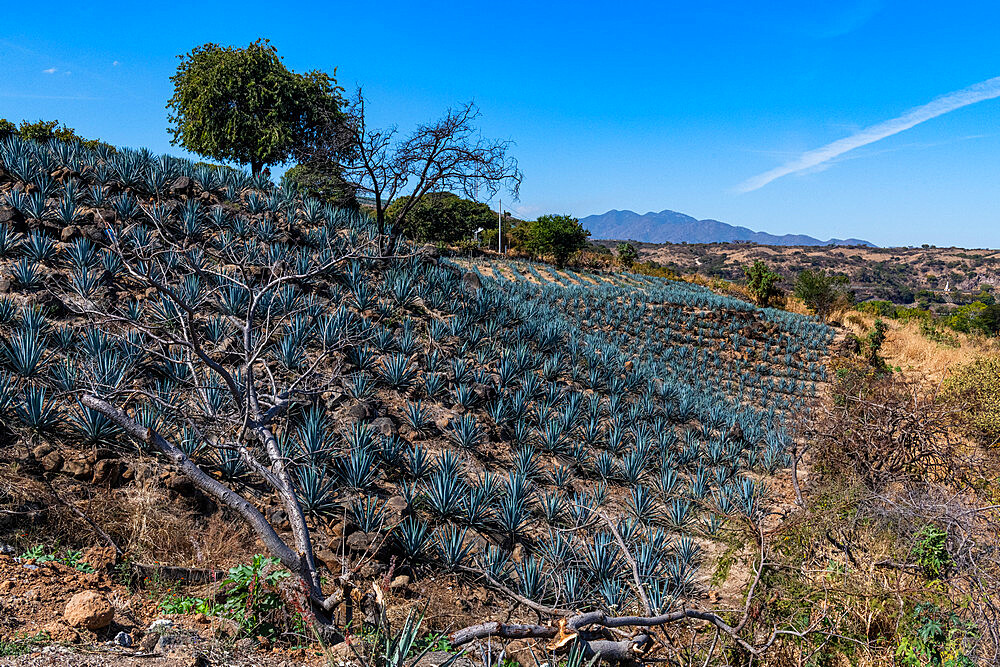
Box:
xmin=595 ymin=239 xmax=1000 ymax=308
xmin=0 ymin=134 xmax=997 ymax=667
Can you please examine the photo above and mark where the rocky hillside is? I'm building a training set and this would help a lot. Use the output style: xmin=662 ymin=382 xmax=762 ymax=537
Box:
xmin=593 ymin=238 xmax=1000 ymax=306
xmin=0 ymin=134 xmax=847 ymax=663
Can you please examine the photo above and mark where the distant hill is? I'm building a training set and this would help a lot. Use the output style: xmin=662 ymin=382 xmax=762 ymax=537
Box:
xmin=580 ymin=209 xmax=874 ymax=247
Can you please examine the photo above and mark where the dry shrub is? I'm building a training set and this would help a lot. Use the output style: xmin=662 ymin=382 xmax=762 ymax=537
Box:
xmin=942 ymin=355 xmax=1000 ymax=447
xmin=0 ymin=447 xmax=255 ymax=570
xmin=842 ymin=311 xmax=999 ymax=383
xmin=0 ymin=459 xmax=42 ymax=508
xmin=784 ymin=362 xmax=1000 ymax=664
xmin=843 ymin=312 xmax=867 ymax=331
xmin=683 ymin=273 xmax=756 ymax=303
xmin=816 ymin=360 xmax=969 ymax=490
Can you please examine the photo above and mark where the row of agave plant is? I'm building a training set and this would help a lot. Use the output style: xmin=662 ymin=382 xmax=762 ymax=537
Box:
xmin=472 ymin=262 xmax=832 ymax=417
xmin=0 ymin=135 xmax=270 ymax=206
xmin=0 ymin=135 xmax=830 ymax=616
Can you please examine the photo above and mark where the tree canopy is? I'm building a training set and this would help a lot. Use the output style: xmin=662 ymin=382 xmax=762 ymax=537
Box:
xmin=514 ymin=214 xmax=591 ymax=268
xmin=616 ymin=242 xmax=638 ymax=268
xmin=281 ymin=162 xmax=358 ymax=211
xmin=794 ymin=269 xmax=851 ymax=321
xmin=386 ymin=192 xmax=494 ymax=243
xmin=744 ymin=260 xmax=783 ymax=306
xmin=166 ymin=39 xmax=342 ymax=176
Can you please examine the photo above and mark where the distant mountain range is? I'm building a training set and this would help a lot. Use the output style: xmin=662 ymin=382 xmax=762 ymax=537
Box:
xmin=580 ymin=209 xmax=875 ymax=247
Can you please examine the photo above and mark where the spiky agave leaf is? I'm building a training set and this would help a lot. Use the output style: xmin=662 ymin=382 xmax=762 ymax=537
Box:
xmin=295 ymin=465 xmax=340 ymax=517
xmin=3 ymin=326 xmax=47 ymax=377
xmin=434 ymin=525 xmax=474 ymax=571
xmin=14 ymin=386 xmax=59 ymax=431
xmin=397 ymin=517 xmax=431 ymax=561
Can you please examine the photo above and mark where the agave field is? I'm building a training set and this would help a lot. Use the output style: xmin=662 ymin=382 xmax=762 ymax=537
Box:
xmin=0 ymin=135 xmax=833 ymax=625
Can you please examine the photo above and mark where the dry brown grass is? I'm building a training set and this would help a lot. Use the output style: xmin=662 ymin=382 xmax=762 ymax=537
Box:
xmin=842 ymin=312 xmax=1000 ymax=384
xmin=0 ymin=450 xmax=258 ymax=569
xmin=87 ymin=459 xmax=258 ymax=568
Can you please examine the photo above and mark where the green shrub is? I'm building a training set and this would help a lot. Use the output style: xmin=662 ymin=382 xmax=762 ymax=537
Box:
xmin=20 ymin=545 xmax=95 ymax=573
xmin=911 ymin=524 xmax=950 ymax=578
xmin=0 ymin=635 xmax=44 ymax=657
xmin=386 ymin=192 xmax=494 ymax=244
xmin=945 ymin=302 xmax=987 ymax=333
xmin=919 ymin=320 xmax=960 ymax=348
xmin=863 ymin=318 xmax=889 ymax=368
xmin=0 ymin=118 xmax=112 ymax=151
xmin=896 ymin=602 xmax=976 ymax=667
xmin=512 ymin=214 xmax=590 ymax=268
xmin=857 ymin=300 xmax=896 ymax=317
xmin=157 ymin=555 xmax=297 ymax=639
xmin=896 ymin=307 xmax=934 ymax=324
xmin=616 ymin=242 xmax=638 ymax=268
xmin=794 ymin=269 xmax=852 ymax=320
xmin=743 ymin=260 xmax=782 ymax=306
xmin=282 ymin=162 xmax=358 ymax=211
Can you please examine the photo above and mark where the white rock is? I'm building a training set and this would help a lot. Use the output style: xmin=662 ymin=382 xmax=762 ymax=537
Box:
xmin=147 ymin=619 xmax=174 ymax=633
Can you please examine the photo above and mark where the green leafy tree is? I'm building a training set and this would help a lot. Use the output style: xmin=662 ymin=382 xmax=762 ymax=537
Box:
xmin=281 ymin=162 xmax=358 ymax=211
xmin=385 ymin=192 xmax=494 ymax=243
xmin=978 ymin=303 xmax=1000 ymax=336
xmin=0 ymin=118 xmax=110 ymax=151
xmin=616 ymin=242 xmax=638 ymax=268
xmin=743 ymin=260 xmax=782 ymax=306
xmin=945 ymin=301 xmax=987 ymax=333
xmin=519 ymin=214 xmax=590 ymax=268
xmin=0 ymin=118 xmax=16 ymax=139
xmin=167 ymin=39 xmax=342 ymax=177
xmin=794 ymin=269 xmax=851 ymax=321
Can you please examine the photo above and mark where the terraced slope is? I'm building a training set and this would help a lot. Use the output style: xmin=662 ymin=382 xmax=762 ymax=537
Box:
xmin=0 ymin=134 xmax=831 ymax=634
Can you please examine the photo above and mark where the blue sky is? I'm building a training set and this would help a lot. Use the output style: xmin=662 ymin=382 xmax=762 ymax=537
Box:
xmin=3 ymin=1 xmax=1000 ymax=247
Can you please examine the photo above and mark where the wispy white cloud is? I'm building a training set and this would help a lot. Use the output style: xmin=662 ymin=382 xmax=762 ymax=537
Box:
xmin=737 ymin=76 xmax=1000 ymax=193
xmin=42 ymin=67 xmax=56 ymax=74
xmin=112 ymin=60 xmax=120 ymax=67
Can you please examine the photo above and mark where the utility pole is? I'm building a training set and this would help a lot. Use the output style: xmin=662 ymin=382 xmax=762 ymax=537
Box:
xmin=498 ymin=198 xmax=503 ymax=254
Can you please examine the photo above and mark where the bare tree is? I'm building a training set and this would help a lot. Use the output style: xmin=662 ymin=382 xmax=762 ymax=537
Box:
xmin=67 ymin=194 xmax=401 ymax=635
xmin=295 ymin=88 xmax=522 ymax=238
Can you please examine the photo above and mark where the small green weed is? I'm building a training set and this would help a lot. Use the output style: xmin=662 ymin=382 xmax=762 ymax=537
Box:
xmin=0 ymin=634 xmax=45 ymax=656
xmin=912 ymin=524 xmax=950 ymax=579
xmin=156 ymin=554 xmax=297 ymax=639
xmin=20 ymin=545 xmax=94 ymax=573
xmin=896 ymin=603 xmax=976 ymax=667
xmin=413 ymin=632 xmax=454 ymax=654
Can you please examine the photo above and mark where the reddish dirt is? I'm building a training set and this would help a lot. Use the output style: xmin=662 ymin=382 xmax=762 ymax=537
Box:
xmin=0 ymin=553 xmax=334 ymax=666
xmin=0 ymin=553 xmax=147 ymax=644
xmin=0 ymin=547 xmax=525 ymax=666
